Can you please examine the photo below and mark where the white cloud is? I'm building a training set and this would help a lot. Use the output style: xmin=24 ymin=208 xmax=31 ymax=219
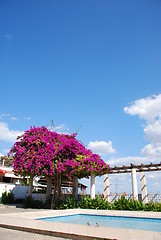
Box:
xmin=147 ymin=174 xmax=155 ymax=179
xmin=124 ymin=94 xmax=161 ymax=122
xmin=153 ymin=182 xmax=159 ymax=186
xmin=124 ymin=94 xmax=161 ymax=160
xmin=1 ymin=114 xmax=18 ymax=121
xmin=48 ymin=123 xmax=70 ymax=134
xmin=5 ymin=34 xmax=12 ymax=40
xmin=146 ymin=173 xmax=160 ymax=180
xmin=55 ymin=124 xmax=66 ymax=132
xmin=144 ymin=119 xmax=161 ymax=143
xmin=141 ymin=143 xmax=161 ymax=162
xmin=108 ymin=156 xmax=147 ymax=167
xmin=0 ymin=114 xmax=11 ymax=118
xmin=87 ymin=140 xmax=116 ymax=155
xmin=10 ymin=117 xmax=18 ymax=121
xmin=0 ymin=152 xmax=3 ymax=157
xmin=24 ymin=117 xmax=31 ymax=121
xmin=91 ymin=94 xmax=161 ymax=171
xmin=0 ymin=122 xmax=23 ymax=142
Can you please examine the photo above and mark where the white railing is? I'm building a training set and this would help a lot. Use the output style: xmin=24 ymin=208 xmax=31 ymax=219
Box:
xmin=147 ymin=193 xmax=161 ymax=203
xmin=108 ymin=192 xmax=161 ymax=203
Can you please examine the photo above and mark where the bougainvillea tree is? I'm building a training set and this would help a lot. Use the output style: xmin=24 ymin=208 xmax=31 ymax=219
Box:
xmin=9 ymin=126 xmax=108 ymax=199
xmin=9 ymin=126 xmax=59 ymax=196
xmin=53 ymin=133 xmax=108 ymax=179
xmin=50 ymin=132 xmax=108 ymax=202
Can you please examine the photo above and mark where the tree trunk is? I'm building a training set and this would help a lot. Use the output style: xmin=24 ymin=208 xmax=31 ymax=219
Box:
xmin=57 ymin=174 xmax=61 ymax=199
xmin=46 ymin=176 xmax=52 ymax=199
xmin=51 ymin=175 xmax=57 ymax=209
xmin=72 ymin=176 xmax=78 ymax=200
xmin=29 ymin=175 xmax=33 ymax=196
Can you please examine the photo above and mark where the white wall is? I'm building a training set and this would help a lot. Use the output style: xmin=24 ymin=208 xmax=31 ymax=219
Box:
xmin=0 ymin=183 xmax=29 ymax=200
xmin=12 ymin=185 xmax=29 ymax=199
xmin=0 ymin=183 xmax=15 ymax=199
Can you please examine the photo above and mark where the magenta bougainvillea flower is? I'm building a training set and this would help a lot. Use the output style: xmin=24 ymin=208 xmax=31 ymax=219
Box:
xmin=9 ymin=126 xmax=108 ymax=179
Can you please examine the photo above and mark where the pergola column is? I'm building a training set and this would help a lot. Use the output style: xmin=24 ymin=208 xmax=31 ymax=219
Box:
xmin=140 ymin=172 xmax=148 ymax=204
xmin=73 ymin=176 xmax=78 ymax=200
xmin=104 ymin=174 xmax=110 ymax=202
xmin=90 ymin=172 xmax=95 ymax=199
xmin=131 ymin=168 xmax=138 ymax=200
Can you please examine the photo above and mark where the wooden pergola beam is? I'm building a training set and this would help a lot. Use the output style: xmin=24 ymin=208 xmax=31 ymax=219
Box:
xmin=108 ymin=162 xmax=161 ymax=174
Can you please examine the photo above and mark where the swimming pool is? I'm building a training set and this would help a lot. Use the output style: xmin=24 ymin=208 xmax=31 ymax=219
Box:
xmin=39 ymin=214 xmax=161 ymax=232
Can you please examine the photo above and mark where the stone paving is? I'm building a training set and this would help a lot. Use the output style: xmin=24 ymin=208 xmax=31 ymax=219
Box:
xmin=0 ymin=227 xmax=70 ymax=240
xmin=0 ymin=205 xmax=70 ymax=240
xmin=0 ymin=204 xmax=45 ymax=214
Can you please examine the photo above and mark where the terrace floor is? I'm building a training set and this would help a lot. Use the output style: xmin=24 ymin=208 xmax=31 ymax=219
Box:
xmin=0 ymin=204 xmax=161 ymax=240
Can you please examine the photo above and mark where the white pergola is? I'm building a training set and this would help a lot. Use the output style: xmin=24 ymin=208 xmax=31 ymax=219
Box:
xmin=102 ymin=162 xmax=161 ymax=203
xmin=2 ymin=156 xmax=161 ymax=203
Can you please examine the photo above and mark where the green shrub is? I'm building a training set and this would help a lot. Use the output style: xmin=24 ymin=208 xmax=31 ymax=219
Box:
xmin=79 ymin=195 xmax=90 ymax=209
xmin=61 ymin=196 xmax=77 ymax=209
xmin=44 ymin=195 xmax=52 ymax=209
xmin=111 ymin=196 xmax=147 ymax=211
xmin=24 ymin=195 xmax=44 ymax=209
xmin=1 ymin=191 xmax=15 ymax=204
xmin=79 ymin=195 xmax=161 ymax=212
xmin=54 ymin=196 xmax=78 ymax=210
xmin=14 ymin=198 xmax=25 ymax=204
xmin=79 ymin=195 xmax=111 ymax=210
xmin=22 ymin=194 xmax=161 ymax=212
xmin=146 ymin=201 xmax=161 ymax=212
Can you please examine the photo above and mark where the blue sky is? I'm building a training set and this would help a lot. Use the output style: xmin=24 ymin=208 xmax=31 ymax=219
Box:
xmin=0 ymin=0 xmax=161 ymax=194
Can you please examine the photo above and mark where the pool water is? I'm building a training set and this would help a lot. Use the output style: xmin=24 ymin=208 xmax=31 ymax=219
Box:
xmin=39 ymin=214 xmax=161 ymax=232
